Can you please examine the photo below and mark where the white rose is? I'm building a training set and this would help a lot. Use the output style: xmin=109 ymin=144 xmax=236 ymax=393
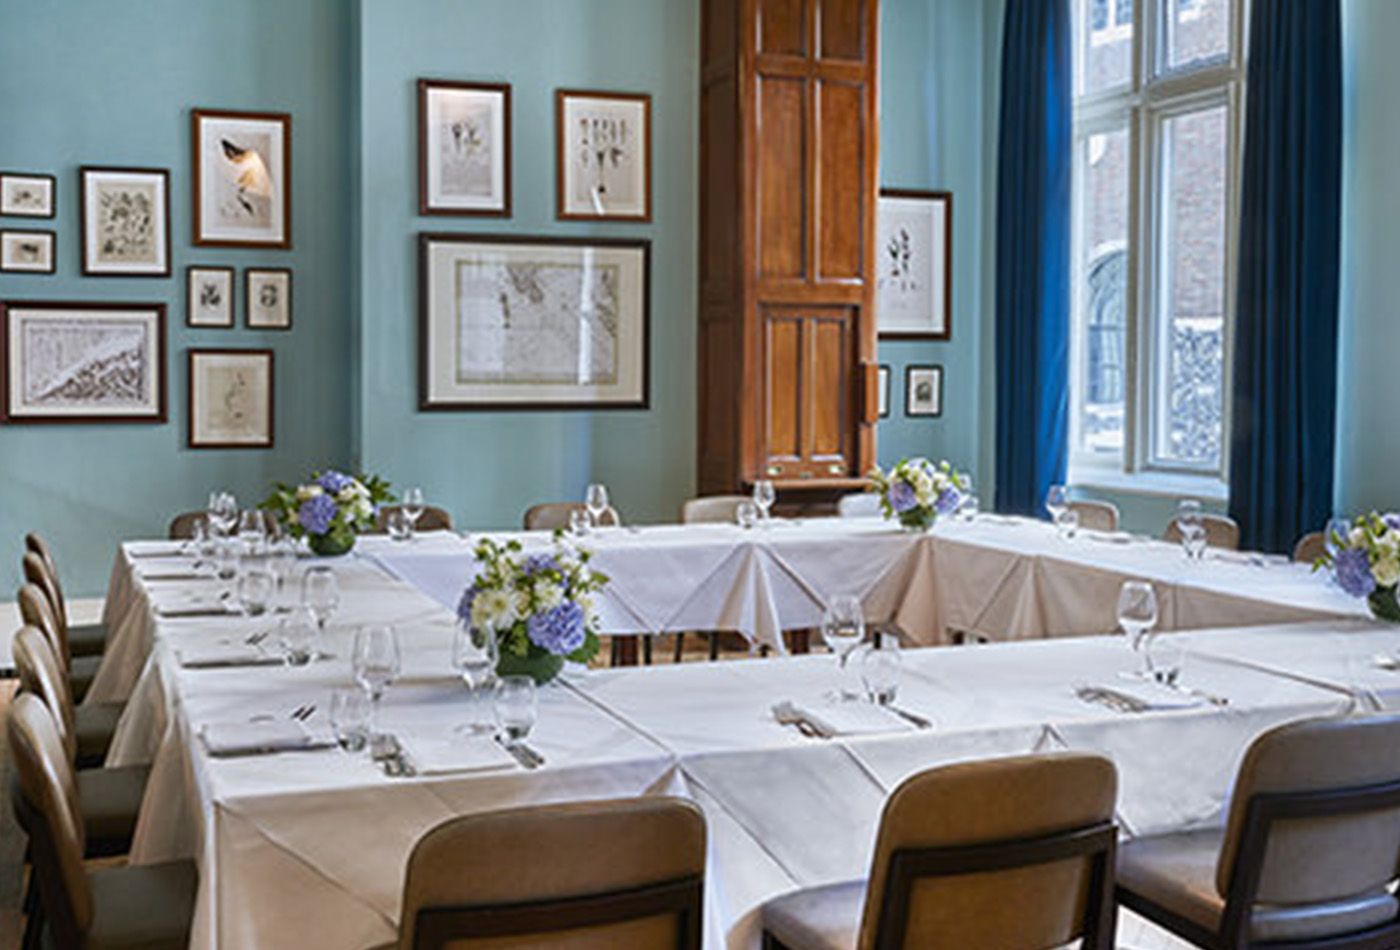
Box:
xmin=337 ymin=486 xmax=357 ymax=504
xmin=1375 ymin=553 xmax=1400 ymax=588
xmin=296 ymin=485 xmax=323 ymax=501
xmin=354 ymin=498 xmax=373 ymax=520
xmin=533 ymin=579 xmax=565 ymax=610
xmin=473 ymin=589 xmax=520 ymax=631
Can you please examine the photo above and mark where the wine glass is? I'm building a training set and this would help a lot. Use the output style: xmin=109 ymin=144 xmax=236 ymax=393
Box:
xmin=585 ymin=483 xmax=610 ymax=528
xmin=352 ymin=625 xmax=401 ymax=736
xmin=568 ymin=507 xmax=590 ymax=537
xmin=401 ymin=487 xmax=425 ymax=538
xmin=821 ymin=594 xmax=867 ymax=698
xmin=494 ymin=675 xmax=538 ymax=744
xmin=237 ymin=510 xmax=267 ymax=557
xmin=1177 ymin=499 xmax=1206 ymax=561
xmin=301 ymin=566 xmax=340 ymax=635
xmin=1054 ymin=507 xmax=1080 ymax=540
xmin=278 ymin=608 xmax=319 ymax=666
xmin=753 ymin=480 xmax=777 ymax=524
xmin=208 ymin=491 xmax=238 ymax=538
xmin=1045 ymin=484 xmax=1069 ymax=523
xmin=453 ymin=620 xmax=499 ymax=735
xmin=236 ymin=569 xmax=274 ymax=618
xmin=1117 ymin=580 xmax=1160 ymax=677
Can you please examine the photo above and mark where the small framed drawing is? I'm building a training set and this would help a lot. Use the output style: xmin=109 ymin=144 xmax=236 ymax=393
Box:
xmin=877 ymin=189 xmax=952 ymax=339
xmin=192 ymin=109 xmax=291 ymax=248
xmin=1 ymin=173 xmax=55 ymax=218
xmin=188 ymin=348 xmax=274 ymax=448
xmin=420 ymin=233 xmax=650 ymax=410
xmin=905 ymin=364 xmax=943 ymax=417
xmin=418 ymin=79 xmax=511 ymax=217
xmin=245 ymin=268 xmax=292 ymax=329
xmin=555 ymin=89 xmax=651 ymax=222
xmin=0 ymin=300 xmax=166 ymax=423
xmin=1 ymin=230 xmax=56 ymax=274
xmin=877 ymin=364 xmax=891 ymax=419
xmin=80 ymin=167 xmax=171 ymax=277
xmin=186 ymin=266 xmax=234 ymax=328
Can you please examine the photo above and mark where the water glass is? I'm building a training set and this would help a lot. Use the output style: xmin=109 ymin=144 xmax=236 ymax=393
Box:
xmin=736 ymin=500 xmax=759 ymax=529
xmin=1325 ymin=516 xmax=1350 ymax=560
xmin=568 ymin=507 xmax=591 ymax=537
xmin=494 ymin=675 xmax=538 ymax=743
xmin=1176 ymin=498 xmax=1205 ymax=560
xmin=385 ymin=508 xmax=412 ymax=542
xmin=453 ymin=621 xmax=499 ymax=735
xmin=860 ymin=633 xmax=902 ymax=705
xmin=330 ymin=687 xmax=370 ymax=753
xmin=302 ymin=566 xmax=340 ymax=632
xmin=1054 ymin=507 xmax=1080 ymax=540
xmin=214 ymin=537 xmax=239 ymax=581
xmin=237 ymin=568 xmax=274 ymax=617
xmin=237 ymin=510 xmax=268 ymax=557
xmin=278 ymin=608 xmax=319 ymax=666
xmin=1117 ymin=580 xmax=1160 ymax=676
xmin=821 ymin=594 xmax=866 ymax=697
xmin=266 ymin=536 xmax=298 ymax=610
xmin=1150 ymin=641 xmax=1187 ymax=689
xmin=402 ymin=487 xmax=425 ymax=534
xmin=585 ymin=483 xmax=610 ymax=528
xmin=753 ymin=479 xmax=777 ymax=523
xmin=1045 ymin=484 xmax=1069 ymax=522
xmin=959 ymin=493 xmax=981 ymax=522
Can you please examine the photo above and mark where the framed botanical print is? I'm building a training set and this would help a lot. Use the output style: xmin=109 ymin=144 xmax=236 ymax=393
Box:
xmin=188 ymin=348 xmax=274 ymax=448
xmin=905 ymin=364 xmax=943 ymax=417
xmin=0 ymin=300 xmax=167 ymax=423
xmin=245 ymin=268 xmax=292 ymax=329
xmin=192 ymin=109 xmax=291 ymax=248
xmin=418 ymin=79 xmax=511 ymax=216
xmin=186 ymin=266 xmax=234 ymax=328
xmin=80 ymin=167 xmax=171 ymax=276
xmin=555 ymin=89 xmax=651 ymax=222
xmin=1 ymin=230 xmax=56 ymax=274
xmin=877 ymin=189 xmax=952 ymax=339
xmin=419 ymin=233 xmax=650 ymax=410
xmin=877 ymin=364 xmax=891 ymax=419
xmin=0 ymin=173 xmax=55 ymax=218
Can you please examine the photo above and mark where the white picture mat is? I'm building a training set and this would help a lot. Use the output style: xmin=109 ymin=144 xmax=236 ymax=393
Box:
xmin=83 ymin=170 xmax=168 ymax=274
xmin=424 ymin=86 xmax=507 ymax=210
xmin=6 ymin=306 xmax=162 ymax=417
xmin=190 ymin=352 xmax=271 ymax=443
xmin=1 ymin=231 xmax=53 ymax=271
xmin=877 ymin=194 xmax=949 ymax=336
xmin=1 ymin=175 xmax=53 ymax=215
xmin=197 ymin=115 xmax=287 ymax=244
xmin=560 ymin=94 xmax=648 ymax=218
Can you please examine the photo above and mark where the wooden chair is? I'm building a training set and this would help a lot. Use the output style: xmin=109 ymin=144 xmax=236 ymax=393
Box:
xmin=397 ymin=797 xmax=705 ymax=949
xmin=523 ymin=501 xmax=621 ymax=531
xmin=1118 ymin=711 xmax=1400 ymax=948
xmin=1164 ymin=513 xmax=1241 ymax=550
xmin=18 ymin=581 xmax=99 ymax=702
xmin=761 ymin=753 xmax=1118 ymax=949
xmin=24 ymin=534 xmax=107 ymax=658
xmin=373 ymin=505 xmax=454 ymax=533
xmin=8 ymin=694 xmax=196 ymax=949
xmin=1070 ymin=499 xmax=1120 ymax=532
xmin=837 ymin=493 xmax=881 ymax=518
xmin=166 ymin=511 xmax=209 ymax=540
xmin=1293 ymin=531 xmax=1326 ymax=564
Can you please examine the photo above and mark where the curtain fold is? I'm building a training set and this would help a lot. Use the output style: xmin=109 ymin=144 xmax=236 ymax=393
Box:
xmin=1228 ymin=0 xmax=1343 ymax=553
xmin=994 ymin=0 xmax=1071 ymax=517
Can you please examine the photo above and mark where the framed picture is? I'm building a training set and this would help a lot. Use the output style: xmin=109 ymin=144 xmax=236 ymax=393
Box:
xmin=1 ymin=230 xmax=55 ymax=274
xmin=245 ymin=268 xmax=292 ymax=329
xmin=80 ymin=166 xmax=170 ymax=276
xmin=186 ymin=266 xmax=234 ymax=328
xmin=192 ymin=109 xmax=291 ymax=248
xmin=905 ymin=364 xmax=943 ymax=418
xmin=877 ymin=364 xmax=891 ymax=419
xmin=420 ymin=232 xmax=650 ymax=410
xmin=418 ymin=79 xmax=511 ymax=217
xmin=0 ymin=173 xmax=55 ymax=218
xmin=188 ymin=348 xmax=274 ymax=448
xmin=0 ymin=300 xmax=166 ymax=423
xmin=877 ymin=189 xmax=952 ymax=339
xmin=555 ymin=89 xmax=652 ymax=222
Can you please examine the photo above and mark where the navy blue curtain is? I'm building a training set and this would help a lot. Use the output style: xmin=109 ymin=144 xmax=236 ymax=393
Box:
xmin=1228 ymin=0 xmax=1342 ymax=553
xmin=995 ymin=0 xmax=1071 ymax=517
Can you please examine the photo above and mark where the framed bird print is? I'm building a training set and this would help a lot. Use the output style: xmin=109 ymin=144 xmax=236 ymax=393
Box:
xmin=418 ymin=79 xmax=511 ymax=216
xmin=80 ymin=166 xmax=171 ymax=276
xmin=877 ymin=189 xmax=952 ymax=339
xmin=555 ymin=89 xmax=651 ymax=222
xmin=192 ymin=109 xmax=291 ymax=249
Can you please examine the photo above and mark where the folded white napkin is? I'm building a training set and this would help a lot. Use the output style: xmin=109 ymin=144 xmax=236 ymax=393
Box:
xmin=178 ymin=642 xmax=282 ymax=669
xmin=396 ymin=735 xmax=520 ymax=776
xmin=126 ymin=541 xmax=188 ymax=558
xmin=201 ymin=720 xmax=332 ymax=756
xmin=137 ymin=560 xmax=212 ymax=581
xmin=156 ymin=597 xmax=235 ymax=618
xmin=1083 ymin=530 xmax=1135 ymax=545
xmin=1090 ymin=680 xmax=1205 ymax=711
xmin=774 ymin=699 xmax=915 ymax=737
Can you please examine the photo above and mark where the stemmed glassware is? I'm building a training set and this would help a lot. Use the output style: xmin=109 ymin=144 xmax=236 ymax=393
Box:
xmin=401 ymin=487 xmax=425 ymax=539
xmin=352 ymin=624 xmax=401 ymax=741
xmin=207 ymin=491 xmax=238 ymax=538
xmin=237 ymin=509 xmax=268 ymax=558
xmin=1117 ymin=580 xmax=1160 ymax=678
xmin=1045 ymin=484 xmax=1069 ymax=523
xmin=494 ymin=675 xmax=538 ymax=744
xmin=1176 ymin=499 xmax=1207 ymax=561
xmin=452 ymin=620 xmax=499 ymax=735
xmin=585 ymin=483 xmax=610 ymax=529
xmin=821 ymin=594 xmax=867 ymax=699
xmin=301 ymin=566 xmax=339 ymax=642
xmin=753 ymin=479 xmax=776 ymax=525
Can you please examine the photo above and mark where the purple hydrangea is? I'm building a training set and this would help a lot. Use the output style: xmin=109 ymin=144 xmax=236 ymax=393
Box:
xmin=317 ymin=470 xmax=354 ymax=494
xmin=1335 ymin=547 xmax=1377 ymax=598
xmin=457 ymin=583 xmax=481 ymax=624
xmin=888 ymin=480 xmax=918 ymax=514
xmin=934 ymin=487 xmax=962 ymax=515
xmin=526 ymin=601 xmax=586 ymax=655
xmin=298 ymin=494 xmax=339 ymax=536
xmin=523 ymin=554 xmax=560 ymax=577
xmin=1384 ymin=513 xmax=1400 ymax=532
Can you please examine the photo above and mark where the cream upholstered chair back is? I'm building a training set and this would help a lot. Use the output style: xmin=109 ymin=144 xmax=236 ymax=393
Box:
xmin=12 ymin=625 xmax=78 ymax=762
xmin=856 ymin=753 xmax=1118 ymax=949
xmin=523 ymin=502 xmax=620 ymax=531
xmin=1069 ymin=499 xmax=1119 ymax=532
xmin=398 ymin=797 xmax=705 ymax=949
xmin=837 ymin=493 xmax=882 ymax=518
xmin=19 ymin=581 xmax=69 ymax=667
xmin=1163 ymin=512 xmax=1240 ymax=550
xmin=1293 ymin=531 xmax=1326 ymax=564
xmin=374 ymin=505 xmax=454 ymax=533
xmin=681 ymin=495 xmax=747 ymax=524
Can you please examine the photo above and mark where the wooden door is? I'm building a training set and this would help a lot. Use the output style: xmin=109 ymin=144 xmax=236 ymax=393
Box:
xmin=760 ymin=304 xmax=857 ymax=480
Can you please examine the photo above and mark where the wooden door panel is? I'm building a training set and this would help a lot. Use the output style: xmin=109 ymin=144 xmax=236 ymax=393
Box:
xmin=756 ymin=76 xmax=806 ymax=280
xmin=818 ymin=0 xmax=866 ymax=62
xmin=808 ymin=316 xmax=849 ymax=466
xmin=764 ymin=313 xmax=803 ymax=466
xmin=760 ymin=305 xmax=853 ymax=479
xmin=816 ymin=80 xmax=864 ymax=281
xmin=759 ymin=0 xmax=807 ymax=56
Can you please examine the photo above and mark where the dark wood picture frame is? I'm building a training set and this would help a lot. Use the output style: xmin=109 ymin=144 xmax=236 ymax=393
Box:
xmin=185 ymin=266 xmax=235 ymax=328
xmin=0 ymin=172 xmax=56 ymax=218
xmin=417 ymin=79 xmax=512 ymax=217
xmin=419 ymin=232 xmax=651 ymax=412
xmin=555 ymin=88 xmax=653 ymax=223
xmin=878 ymin=188 xmax=952 ymax=341
xmin=79 ymin=166 xmax=171 ymax=277
xmin=187 ymin=347 xmax=274 ymax=449
xmin=878 ymin=364 xmax=891 ymax=419
xmin=905 ymin=364 xmax=943 ymax=417
xmin=244 ymin=267 xmax=293 ymax=330
xmin=192 ymin=108 xmax=292 ymax=249
xmin=0 ymin=229 xmax=56 ymax=274
xmin=0 ymin=299 xmax=168 ymax=424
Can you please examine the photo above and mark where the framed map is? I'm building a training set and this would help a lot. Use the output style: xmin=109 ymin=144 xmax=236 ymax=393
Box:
xmin=188 ymin=348 xmax=273 ymax=448
xmin=0 ymin=300 xmax=167 ymax=423
xmin=876 ymin=189 xmax=951 ymax=339
xmin=419 ymin=233 xmax=650 ymax=410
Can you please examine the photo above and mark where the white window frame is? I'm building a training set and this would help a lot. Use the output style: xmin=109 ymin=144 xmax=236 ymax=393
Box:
xmin=1069 ymin=0 xmax=1246 ymax=495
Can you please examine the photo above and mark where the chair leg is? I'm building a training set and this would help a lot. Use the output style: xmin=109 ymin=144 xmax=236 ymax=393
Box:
xmin=708 ymin=632 xmax=720 ymax=661
xmin=642 ymin=635 xmax=653 ymax=665
xmin=672 ymin=632 xmax=686 ymax=663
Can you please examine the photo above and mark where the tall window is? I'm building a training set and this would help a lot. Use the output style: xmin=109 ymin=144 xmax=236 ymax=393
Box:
xmin=1069 ymin=0 xmax=1244 ymax=484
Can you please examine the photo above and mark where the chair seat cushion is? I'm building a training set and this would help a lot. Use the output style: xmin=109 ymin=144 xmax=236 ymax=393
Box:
xmin=75 ymin=701 xmax=123 ymax=769
xmin=77 ymin=764 xmax=149 ymax=857
xmin=70 ymin=653 xmax=102 ymax=702
xmin=84 ymin=859 xmax=197 ymax=950
xmin=69 ymin=620 xmax=109 ymax=658
xmin=762 ymin=879 xmax=864 ymax=950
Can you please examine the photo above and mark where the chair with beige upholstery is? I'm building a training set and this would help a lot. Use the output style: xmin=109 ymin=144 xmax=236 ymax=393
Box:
xmin=1070 ymin=499 xmax=1120 ymax=532
xmin=523 ymin=501 xmax=621 ymax=531
xmin=837 ymin=493 xmax=881 ymax=518
xmin=1293 ymin=531 xmax=1326 ymax=564
xmin=397 ymin=797 xmax=705 ymax=949
xmin=24 ymin=534 xmax=107 ymax=658
xmin=680 ymin=494 xmax=747 ymax=524
xmin=8 ymin=693 xmax=196 ymax=949
xmin=373 ymin=505 xmax=454 ymax=533
xmin=761 ymin=753 xmax=1119 ymax=949
xmin=13 ymin=624 xmax=121 ymax=769
xmin=1163 ymin=513 xmax=1241 ymax=550
xmin=19 ymin=580 xmax=100 ymax=702
xmin=1117 ymin=711 xmax=1400 ymax=948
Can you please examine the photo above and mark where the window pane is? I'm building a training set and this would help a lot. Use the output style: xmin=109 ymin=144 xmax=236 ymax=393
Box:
xmin=1155 ymin=105 xmax=1227 ymax=468
xmin=1164 ymin=0 xmax=1229 ymax=72
xmin=1075 ymin=128 xmax=1130 ymax=458
xmin=1077 ymin=0 xmax=1132 ymax=95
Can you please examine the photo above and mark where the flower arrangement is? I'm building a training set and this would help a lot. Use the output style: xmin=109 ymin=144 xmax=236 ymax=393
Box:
xmin=261 ymin=470 xmax=394 ymax=557
xmin=868 ymin=458 xmax=970 ymax=532
xmin=1316 ymin=512 xmax=1400 ymax=623
xmin=458 ymin=533 xmax=607 ymax=683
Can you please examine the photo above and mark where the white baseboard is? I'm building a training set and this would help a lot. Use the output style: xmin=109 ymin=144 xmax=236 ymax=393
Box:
xmin=0 ymin=597 xmax=103 ymax=672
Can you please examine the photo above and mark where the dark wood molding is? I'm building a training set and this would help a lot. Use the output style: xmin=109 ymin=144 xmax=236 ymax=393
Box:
xmin=417 ymin=78 xmax=512 ymax=218
xmin=904 ymin=363 xmax=942 ymax=417
xmin=79 ymin=165 xmax=172 ymax=277
xmin=244 ymin=267 xmax=293 ymax=330
xmin=186 ymin=347 xmax=274 ymax=449
xmin=554 ymin=88 xmax=653 ymax=223
xmin=877 ymin=187 xmax=952 ymax=341
xmin=185 ymin=265 xmax=235 ymax=328
xmin=191 ymin=108 xmax=292 ymax=249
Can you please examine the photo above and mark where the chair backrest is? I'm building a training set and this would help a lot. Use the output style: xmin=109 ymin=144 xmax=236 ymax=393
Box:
xmin=1216 ymin=713 xmax=1400 ymax=925
xmin=1293 ymin=531 xmax=1326 ymax=564
xmin=398 ymin=797 xmax=705 ymax=950
xmin=837 ymin=493 xmax=882 ymax=518
xmin=12 ymin=625 xmax=77 ymax=762
xmin=19 ymin=581 xmax=69 ymax=668
xmin=523 ymin=502 xmax=620 ymax=531
xmin=24 ymin=533 xmax=67 ymax=622
xmin=374 ymin=505 xmax=454 ymax=533
xmin=7 ymin=693 xmax=92 ymax=944
xmin=168 ymin=511 xmax=208 ymax=540
xmin=22 ymin=550 xmax=68 ymax=637
xmin=857 ymin=753 xmax=1118 ymax=950
xmin=1163 ymin=513 xmax=1240 ymax=550
xmin=1069 ymin=499 xmax=1119 ymax=532
xmin=680 ymin=495 xmax=747 ymax=524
